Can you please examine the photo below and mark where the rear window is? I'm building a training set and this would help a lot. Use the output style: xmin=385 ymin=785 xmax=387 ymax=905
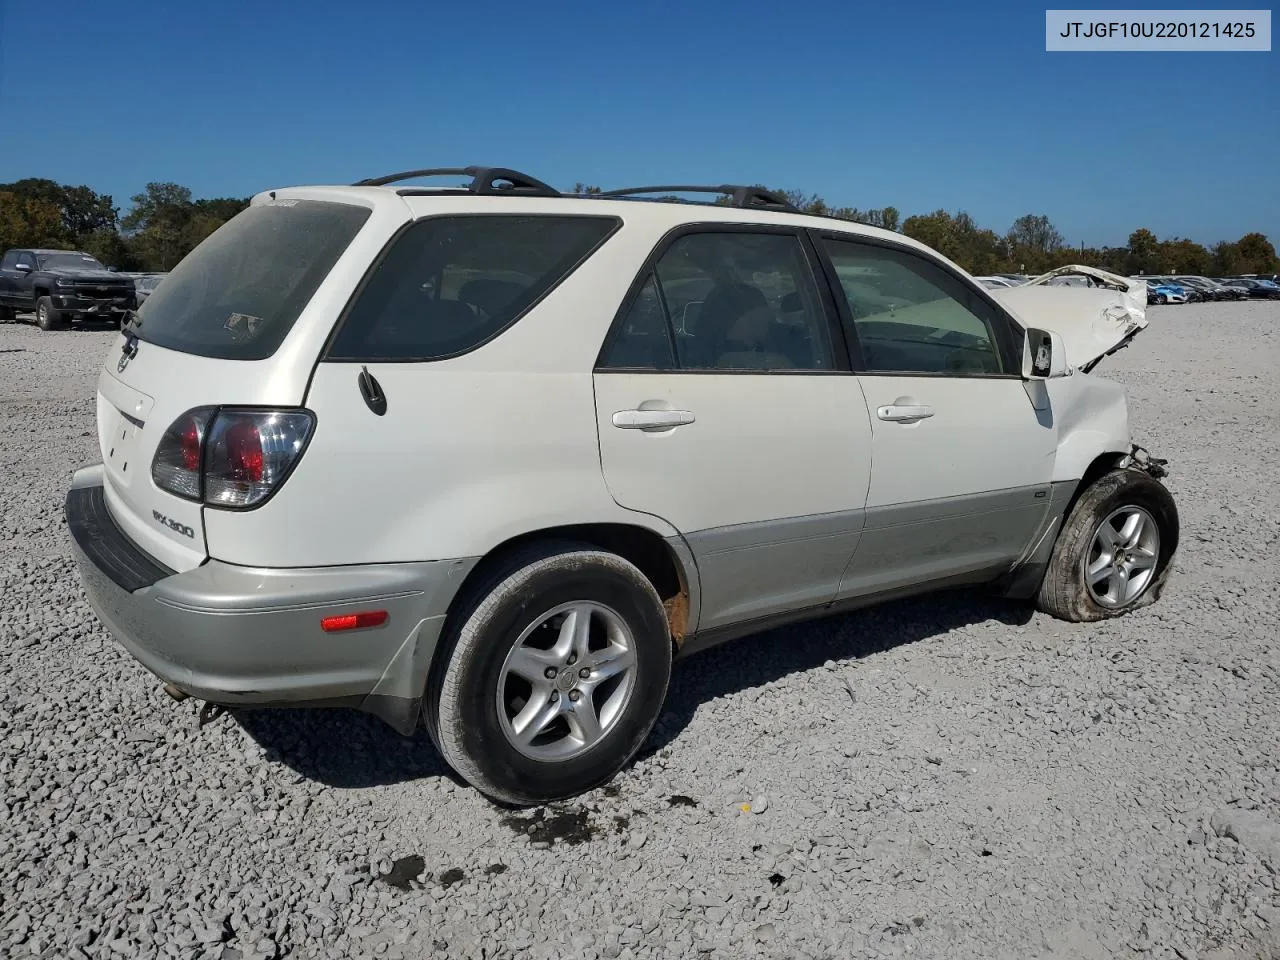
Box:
xmin=131 ymin=200 xmax=371 ymax=361
xmin=325 ymin=215 xmax=620 ymax=361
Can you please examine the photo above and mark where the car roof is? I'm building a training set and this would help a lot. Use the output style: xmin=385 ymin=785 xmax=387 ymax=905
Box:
xmin=261 ymin=183 xmax=934 ymax=257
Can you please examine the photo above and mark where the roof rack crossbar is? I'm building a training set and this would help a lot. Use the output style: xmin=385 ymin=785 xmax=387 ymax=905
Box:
xmin=353 ymin=166 xmax=561 ymax=197
xmin=596 ymin=184 xmax=800 ymax=213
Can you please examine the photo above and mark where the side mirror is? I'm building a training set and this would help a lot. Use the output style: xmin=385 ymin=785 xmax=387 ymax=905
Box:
xmin=1022 ymin=327 xmax=1070 ymax=379
xmin=14 ymin=263 xmax=31 ymax=273
xmin=108 ymin=266 xmax=118 ymax=272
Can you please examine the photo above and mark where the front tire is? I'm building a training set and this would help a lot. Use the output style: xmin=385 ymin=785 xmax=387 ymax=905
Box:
xmin=35 ymin=297 xmax=65 ymax=331
xmin=431 ymin=543 xmax=672 ymax=805
xmin=1037 ymin=468 xmax=1179 ymax=622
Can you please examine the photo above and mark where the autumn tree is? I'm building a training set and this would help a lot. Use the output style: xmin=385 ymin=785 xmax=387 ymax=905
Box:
xmin=0 ymin=178 xmax=118 ymax=242
xmin=0 ymin=191 xmax=68 ymax=250
xmin=1006 ymin=214 xmax=1064 ymax=272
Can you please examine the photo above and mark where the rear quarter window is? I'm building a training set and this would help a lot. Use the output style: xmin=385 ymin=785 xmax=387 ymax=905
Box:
xmin=132 ymin=200 xmax=372 ymax=361
xmin=325 ymin=214 xmax=620 ymax=361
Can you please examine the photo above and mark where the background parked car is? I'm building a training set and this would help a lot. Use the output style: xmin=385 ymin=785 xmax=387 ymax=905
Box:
xmin=1194 ymin=277 xmax=1249 ymax=300
xmin=1221 ymin=278 xmax=1280 ymax=299
xmin=0 ymin=248 xmax=136 ymax=329
xmin=1139 ymin=279 xmax=1188 ymax=304
xmin=131 ymin=273 xmax=168 ymax=306
xmin=1171 ymin=276 xmax=1236 ymax=301
xmin=1140 ymin=276 xmax=1205 ymax=302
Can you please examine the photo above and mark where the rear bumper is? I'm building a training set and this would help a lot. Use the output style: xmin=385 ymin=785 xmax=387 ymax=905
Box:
xmin=66 ymin=464 xmax=477 ymax=734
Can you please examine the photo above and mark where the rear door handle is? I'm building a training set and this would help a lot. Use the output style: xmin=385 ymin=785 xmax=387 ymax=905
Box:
xmin=612 ymin=409 xmax=696 ymax=430
xmin=877 ymin=404 xmax=934 ymax=423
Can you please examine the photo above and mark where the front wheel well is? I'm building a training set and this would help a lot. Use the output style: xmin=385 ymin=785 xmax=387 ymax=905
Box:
xmin=1065 ymin=450 xmax=1131 ymax=517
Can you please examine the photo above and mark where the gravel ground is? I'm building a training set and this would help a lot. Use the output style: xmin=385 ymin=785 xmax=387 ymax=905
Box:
xmin=2 ymin=303 xmax=1279 ymax=960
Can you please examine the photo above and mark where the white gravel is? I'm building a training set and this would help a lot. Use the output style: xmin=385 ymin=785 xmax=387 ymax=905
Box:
xmin=2 ymin=303 xmax=1279 ymax=960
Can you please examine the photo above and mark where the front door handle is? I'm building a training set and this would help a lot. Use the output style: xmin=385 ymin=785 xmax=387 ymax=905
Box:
xmin=877 ymin=404 xmax=934 ymax=423
xmin=612 ymin=409 xmax=696 ymax=430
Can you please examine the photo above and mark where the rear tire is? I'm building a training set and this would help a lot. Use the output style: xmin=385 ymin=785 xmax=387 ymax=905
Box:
xmin=35 ymin=297 xmax=65 ymax=331
xmin=430 ymin=542 xmax=672 ymax=805
xmin=1036 ymin=468 xmax=1179 ymax=622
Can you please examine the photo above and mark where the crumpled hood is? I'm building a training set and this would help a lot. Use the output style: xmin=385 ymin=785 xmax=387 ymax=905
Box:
xmin=989 ymin=265 xmax=1148 ymax=372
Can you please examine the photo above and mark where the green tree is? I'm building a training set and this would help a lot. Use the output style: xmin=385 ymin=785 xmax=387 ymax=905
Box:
xmin=1126 ymin=228 xmax=1161 ymax=274
xmin=1005 ymin=214 xmax=1064 ymax=272
xmin=193 ymin=197 xmax=250 ymax=221
xmin=1159 ymin=238 xmax=1212 ymax=275
xmin=122 ymin=182 xmax=197 ymax=270
xmin=1211 ymin=240 xmax=1243 ymax=275
xmin=0 ymin=191 xmax=68 ymax=249
xmin=0 ymin=178 xmax=118 ymax=240
xmin=78 ymin=228 xmax=136 ymax=269
xmin=1234 ymin=232 xmax=1279 ymax=274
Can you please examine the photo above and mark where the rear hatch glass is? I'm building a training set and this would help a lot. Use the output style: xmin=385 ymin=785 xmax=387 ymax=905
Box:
xmin=128 ymin=199 xmax=372 ymax=361
xmin=97 ymin=198 xmax=371 ymax=571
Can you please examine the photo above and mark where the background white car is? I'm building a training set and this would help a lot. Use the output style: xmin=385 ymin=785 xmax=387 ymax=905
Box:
xmin=66 ymin=167 xmax=1179 ymax=804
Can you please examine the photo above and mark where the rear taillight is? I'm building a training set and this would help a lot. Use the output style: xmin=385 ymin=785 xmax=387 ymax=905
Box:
xmin=151 ymin=408 xmax=314 ymax=509
xmin=152 ymin=407 xmax=215 ymax=501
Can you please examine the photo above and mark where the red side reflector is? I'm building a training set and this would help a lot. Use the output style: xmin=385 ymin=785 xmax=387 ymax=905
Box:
xmin=321 ymin=610 xmax=388 ymax=632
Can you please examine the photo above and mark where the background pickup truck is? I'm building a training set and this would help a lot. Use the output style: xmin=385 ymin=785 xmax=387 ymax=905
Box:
xmin=0 ymin=248 xmax=137 ymax=330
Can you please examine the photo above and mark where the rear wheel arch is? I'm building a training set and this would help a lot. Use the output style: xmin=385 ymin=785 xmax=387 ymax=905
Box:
xmin=442 ymin=523 xmax=696 ymax=652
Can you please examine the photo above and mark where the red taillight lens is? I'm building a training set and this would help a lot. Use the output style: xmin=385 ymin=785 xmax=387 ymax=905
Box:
xmin=152 ymin=407 xmax=314 ymax=509
xmin=181 ymin=418 xmax=202 ymax=472
xmin=222 ymin=420 xmax=265 ymax=483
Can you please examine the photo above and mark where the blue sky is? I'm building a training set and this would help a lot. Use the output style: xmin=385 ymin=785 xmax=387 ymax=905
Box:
xmin=0 ymin=0 xmax=1275 ymax=247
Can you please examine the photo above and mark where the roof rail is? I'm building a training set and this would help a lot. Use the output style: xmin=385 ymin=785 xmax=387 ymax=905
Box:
xmin=352 ymin=166 xmax=561 ymax=197
xmin=596 ymin=184 xmax=800 ymax=213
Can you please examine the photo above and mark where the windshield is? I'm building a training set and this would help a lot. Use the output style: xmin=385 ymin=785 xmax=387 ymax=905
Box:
xmin=37 ymin=252 xmax=106 ymax=271
xmin=130 ymin=199 xmax=372 ymax=360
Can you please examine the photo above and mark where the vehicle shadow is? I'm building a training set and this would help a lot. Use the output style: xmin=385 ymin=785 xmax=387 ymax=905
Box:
xmin=234 ymin=590 xmax=1033 ymax=790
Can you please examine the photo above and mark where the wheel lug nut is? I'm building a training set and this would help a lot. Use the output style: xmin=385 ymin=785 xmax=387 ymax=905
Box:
xmin=550 ymin=691 xmax=559 ymax=702
xmin=568 ymin=654 xmax=577 ymax=665
xmin=569 ymin=690 xmax=581 ymax=702
xmin=545 ymin=667 xmax=557 ymax=680
xmin=579 ymin=667 xmax=590 ymax=679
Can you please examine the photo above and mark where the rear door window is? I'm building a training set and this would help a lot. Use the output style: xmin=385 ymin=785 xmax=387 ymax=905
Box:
xmin=131 ymin=200 xmax=372 ymax=361
xmin=598 ymin=231 xmax=834 ymax=372
xmin=326 ymin=215 xmax=620 ymax=361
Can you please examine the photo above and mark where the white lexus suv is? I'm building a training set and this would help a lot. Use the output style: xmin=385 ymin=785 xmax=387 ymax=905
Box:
xmin=66 ymin=167 xmax=1179 ymax=804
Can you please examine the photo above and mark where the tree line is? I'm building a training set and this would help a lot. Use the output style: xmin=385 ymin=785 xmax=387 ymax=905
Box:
xmin=2 ymin=177 xmax=1275 ymax=278
xmin=0 ymin=179 xmax=249 ymax=273
xmin=575 ymin=183 xmax=1279 ymax=278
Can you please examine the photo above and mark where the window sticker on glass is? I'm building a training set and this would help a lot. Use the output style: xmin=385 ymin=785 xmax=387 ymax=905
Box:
xmin=224 ymin=313 xmax=264 ymax=334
